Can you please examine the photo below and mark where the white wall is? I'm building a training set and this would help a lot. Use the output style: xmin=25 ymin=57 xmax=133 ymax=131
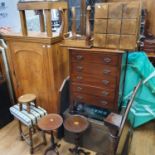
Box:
xmin=0 ymin=0 xmax=20 ymax=32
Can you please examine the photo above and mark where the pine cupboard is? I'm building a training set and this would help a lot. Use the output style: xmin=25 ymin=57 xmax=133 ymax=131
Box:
xmin=3 ymin=1 xmax=69 ymax=113
xmin=5 ymin=34 xmax=68 ymax=113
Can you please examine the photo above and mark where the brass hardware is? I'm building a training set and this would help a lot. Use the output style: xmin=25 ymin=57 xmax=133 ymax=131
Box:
xmin=47 ymin=45 xmax=51 ymax=48
xmin=102 ymin=80 xmax=109 ymax=85
xmin=102 ymin=91 xmax=109 ymax=96
xmin=76 ymin=76 xmax=83 ymax=80
xmin=103 ymin=57 xmax=111 ymax=63
xmin=101 ymin=100 xmax=108 ymax=105
xmin=77 ymin=66 xmax=83 ymax=71
xmin=103 ymin=69 xmax=111 ymax=74
xmin=76 ymin=55 xmax=84 ymax=60
xmin=77 ymin=96 xmax=83 ymax=100
xmin=77 ymin=86 xmax=83 ymax=91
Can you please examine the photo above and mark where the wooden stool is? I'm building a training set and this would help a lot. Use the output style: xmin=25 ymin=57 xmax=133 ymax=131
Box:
xmin=64 ymin=115 xmax=90 ymax=155
xmin=38 ymin=114 xmax=63 ymax=155
xmin=18 ymin=94 xmax=37 ymax=113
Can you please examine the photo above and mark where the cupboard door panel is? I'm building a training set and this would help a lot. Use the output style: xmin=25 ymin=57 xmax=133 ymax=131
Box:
xmin=10 ymin=42 xmax=49 ymax=110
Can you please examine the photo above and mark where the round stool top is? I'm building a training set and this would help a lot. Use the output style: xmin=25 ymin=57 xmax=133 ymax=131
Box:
xmin=38 ymin=114 xmax=63 ymax=132
xmin=18 ymin=94 xmax=36 ymax=103
xmin=64 ymin=115 xmax=89 ymax=134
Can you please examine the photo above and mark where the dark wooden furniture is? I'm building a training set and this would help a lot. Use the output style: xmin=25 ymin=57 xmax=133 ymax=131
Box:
xmin=143 ymin=38 xmax=155 ymax=53
xmin=63 ymin=115 xmax=90 ymax=155
xmin=4 ymin=1 xmax=69 ymax=113
xmin=104 ymin=80 xmax=142 ymax=155
xmin=69 ymin=48 xmax=126 ymax=112
xmin=38 ymin=114 xmax=63 ymax=155
xmin=142 ymin=38 xmax=155 ymax=66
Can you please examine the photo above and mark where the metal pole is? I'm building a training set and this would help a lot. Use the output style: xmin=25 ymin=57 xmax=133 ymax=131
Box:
xmin=0 ymin=39 xmax=15 ymax=105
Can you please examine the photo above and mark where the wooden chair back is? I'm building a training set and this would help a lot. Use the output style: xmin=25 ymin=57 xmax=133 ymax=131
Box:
xmin=17 ymin=1 xmax=68 ymax=37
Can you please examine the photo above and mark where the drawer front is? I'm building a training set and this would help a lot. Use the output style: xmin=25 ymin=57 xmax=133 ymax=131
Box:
xmin=71 ymin=74 xmax=116 ymax=89
xmin=71 ymin=83 xmax=115 ymax=100
xmin=72 ymin=92 xmax=114 ymax=109
xmin=71 ymin=62 xmax=118 ymax=77
xmin=70 ymin=50 xmax=119 ymax=66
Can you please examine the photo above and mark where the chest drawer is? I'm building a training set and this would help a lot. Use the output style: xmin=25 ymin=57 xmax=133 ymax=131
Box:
xmin=72 ymin=92 xmax=114 ymax=109
xmin=71 ymin=83 xmax=115 ymax=100
xmin=70 ymin=50 xmax=120 ymax=66
xmin=71 ymin=62 xmax=118 ymax=78
xmin=71 ymin=73 xmax=116 ymax=89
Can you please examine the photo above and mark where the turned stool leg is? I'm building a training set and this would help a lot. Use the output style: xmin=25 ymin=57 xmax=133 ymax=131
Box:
xmin=19 ymin=103 xmax=22 ymax=111
xmin=27 ymin=102 xmax=31 ymax=113
xmin=42 ymin=131 xmax=47 ymax=145
xmin=34 ymin=99 xmax=38 ymax=108
xmin=18 ymin=120 xmax=24 ymax=141
xmin=29 ymin=127 xmax=34 ymax=154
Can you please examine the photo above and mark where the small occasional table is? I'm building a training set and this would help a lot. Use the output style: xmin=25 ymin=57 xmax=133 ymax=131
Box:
xmin=64 ymin=115 xmax=90 ymax=155
xmin=38 ymin=114 xmax=63 ymax=155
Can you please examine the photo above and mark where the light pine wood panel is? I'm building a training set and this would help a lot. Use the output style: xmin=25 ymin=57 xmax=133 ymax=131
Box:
xmin=107 ymin=0 xmax=155 ymax=35
xmin=6 ymin=40 xmax=69 ymax=113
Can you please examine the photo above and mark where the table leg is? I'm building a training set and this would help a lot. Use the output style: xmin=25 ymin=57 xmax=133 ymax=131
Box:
xmin=44 ymin=131 xmax=60 ymax=155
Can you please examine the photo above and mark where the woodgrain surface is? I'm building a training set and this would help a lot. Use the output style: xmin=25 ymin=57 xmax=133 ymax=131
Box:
xmin=5 ymin=40 xmax=69 ymax=113
xmin=0 ymin=120 xmax=94 ymax=155
xmin=69 ymin=49 xmax=123 ymax=111
xmin=107 ymin=0 xmax=155 ymax=35
xmin=0 ymin=120 xmax=155 ymax=155
xmin=93 ymin=1 xmax=140 ymax=50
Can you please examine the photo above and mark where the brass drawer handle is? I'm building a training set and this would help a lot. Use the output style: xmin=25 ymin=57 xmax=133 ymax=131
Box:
xmin=77 ymin=96 xmax=83 ymax=100
xmin=76 ymin=76 xmax=83 ymax=80
xmin=102 ymin=91 xmax=109 ymax=96
xmin=101 ymin=100 xmax=108 ymax=105
xmin=103 ymin=57 xmax=112 ymax=63
xmin=103 ymin=69 xmax=111 ymax=74
xmin=76 ymin=55 xmax=84 ymax=60
xmin=77 ymin=66 xmax=83 ymax=71
xmin=77 ymin=86 xmax=83 ymax=91
xmin=102 ymin=80 xmax=109 ymax=85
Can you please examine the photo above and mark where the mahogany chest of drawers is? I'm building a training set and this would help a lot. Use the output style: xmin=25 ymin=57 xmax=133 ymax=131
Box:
xmin=69 ymin=48 xmax=126 ymax=112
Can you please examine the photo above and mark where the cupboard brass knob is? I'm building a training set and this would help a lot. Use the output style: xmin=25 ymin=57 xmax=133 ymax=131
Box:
xmin=103 ymin=57 xmax=111 ymax=63
xmin=76 ymin=55 xmax=84 ymax=60
xmin=42 ymin=45 xmax=46 ymax=48
xmin=47 ymin=45 xmax=51 ymax=48
xmin=102 ymin=91 xmax=109 ymax=96
xmin=102 ymin=80 xmax=109 ymax=85
xmin=103 ymin=69 xmax=111 ymax=74
xmin=101 ymin=101 xmax=108 ymax=105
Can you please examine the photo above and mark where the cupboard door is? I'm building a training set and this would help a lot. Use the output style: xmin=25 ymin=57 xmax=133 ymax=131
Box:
xmin=10 ymin=42 xmax=49 ymax=110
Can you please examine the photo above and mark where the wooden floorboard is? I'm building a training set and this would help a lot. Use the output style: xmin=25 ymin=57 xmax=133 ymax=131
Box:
xmin=0 ymin=120 xmax=155 ymax=155
xmin=0 ymin=120 xmax=95 ymax=155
